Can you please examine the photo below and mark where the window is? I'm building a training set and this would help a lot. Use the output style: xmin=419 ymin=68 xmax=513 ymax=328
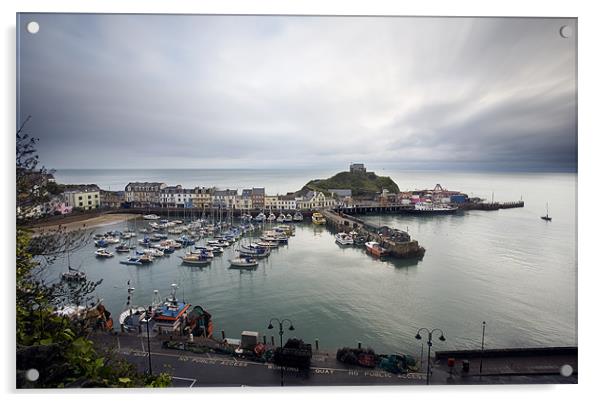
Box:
xmin=79 ymin=202 xmax=83 ymax=206
xmin=95 ymin=194 xmax=98 ymax=198
xmin=78 ymin=196 xmax=82 ymax=200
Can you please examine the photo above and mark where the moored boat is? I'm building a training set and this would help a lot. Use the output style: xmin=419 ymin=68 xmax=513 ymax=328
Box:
xmin=229 ymin=256 xmax=259 ymax=269
xmin=293 ymin=211 xmax=303 ymax=222
xmin=95 ymin=248 xmax=114 ymax=258
xmin=312 ymin=212 xmax=326 ymax=225
xmin=365 ymin=241 xmax=388 ymax=257
xmin=180 ymin=253 xmax=212 ymax=266
xmin=143 ymin=214 xmax=160 ymax=220
xmin=335 ymin=232 xmax=354 ymax=246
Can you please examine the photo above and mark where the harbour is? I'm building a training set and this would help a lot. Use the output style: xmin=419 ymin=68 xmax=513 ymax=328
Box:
xmin=40 ymin=169 xmax=577 ymax=359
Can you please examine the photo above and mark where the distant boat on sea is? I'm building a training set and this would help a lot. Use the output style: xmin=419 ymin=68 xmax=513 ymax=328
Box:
xmin=541 ymin=203 xmax=552 ymax=221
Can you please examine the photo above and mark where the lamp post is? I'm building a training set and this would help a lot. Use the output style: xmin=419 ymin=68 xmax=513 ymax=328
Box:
xmin=146 ymin=306 xmax=153 ymax=376
xmin=268 ymin=318 xmax=295 ymax=386
xmin=415 ymin=328 xmax=446 ymax=385
xmin=479 ymin=321 xmax=486 ymax=375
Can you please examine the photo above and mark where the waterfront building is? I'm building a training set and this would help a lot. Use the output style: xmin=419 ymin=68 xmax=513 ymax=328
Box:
xmin=125 ymin=182 xmax=166 ymax=207
xmin=296 ymin=191 xmax=336 ymax=210
xmin=212 ymin=189 xmax=238 ymax=208
xmin=192 ymin=187 xmax=214 ymax=209
xmin=63 ymin=185 xmax=101 ymax=211
xmin=100 ymin=190 xmax=124 ymax=209
xmin=329 ymin=189 xmax=353 ymax=206
xmin=251 ymin=188 xmax=265 ymax=209
xmin=235 ymin=189 xmax=253 ymax=210
xmin=349 ymin=163 xmax=367 ymax=173
xmin=264 ymin=195 xmax=278 ymax=209
xmin=275 ymin=193 xmax=297 ymax=210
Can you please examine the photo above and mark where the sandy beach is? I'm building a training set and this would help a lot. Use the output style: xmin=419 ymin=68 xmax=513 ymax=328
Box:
xmin=30 ymin=213 xmax=141 ymax=235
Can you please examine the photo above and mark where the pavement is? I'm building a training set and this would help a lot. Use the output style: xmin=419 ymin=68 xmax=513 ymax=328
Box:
xmin=90 ymin=332 xmax=577 ymax=387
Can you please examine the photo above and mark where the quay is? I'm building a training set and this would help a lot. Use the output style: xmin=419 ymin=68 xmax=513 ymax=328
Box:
xmin=89 ymin=332 xmax=577 ymax=386
xmin=320 ymin=209 xmax=426 ymax=259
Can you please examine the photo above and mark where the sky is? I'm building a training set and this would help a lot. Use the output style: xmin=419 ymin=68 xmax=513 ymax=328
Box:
xmin=17 ymin=14 xmax=577 ymax=171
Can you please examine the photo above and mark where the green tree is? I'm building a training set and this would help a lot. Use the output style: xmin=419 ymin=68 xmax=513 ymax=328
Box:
xmin=16 ymin=118 xmax=171 ymax=388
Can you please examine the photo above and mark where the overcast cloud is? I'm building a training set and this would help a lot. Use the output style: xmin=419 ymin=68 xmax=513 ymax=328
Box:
xmin=17 ymin=14 xmax=576 ymax=171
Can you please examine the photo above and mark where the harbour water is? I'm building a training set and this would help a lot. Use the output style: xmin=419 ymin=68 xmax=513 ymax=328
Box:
xmin=48 ymin=169 xmax=577 ymax=356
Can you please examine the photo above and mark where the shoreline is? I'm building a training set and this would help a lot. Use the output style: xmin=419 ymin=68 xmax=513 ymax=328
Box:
xmin=28 ymin=213 xmax=141 ymax=235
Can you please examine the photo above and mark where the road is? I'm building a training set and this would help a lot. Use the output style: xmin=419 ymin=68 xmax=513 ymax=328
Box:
xmin=92 ymin=333 xmax=576 ymax=387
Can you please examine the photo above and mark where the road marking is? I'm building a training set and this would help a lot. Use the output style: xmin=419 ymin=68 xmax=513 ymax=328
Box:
xmin=172 ymin=376 xmax=196 ymax=388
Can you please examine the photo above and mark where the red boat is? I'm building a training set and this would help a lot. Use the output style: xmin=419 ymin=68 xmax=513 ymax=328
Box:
xmin=365 ymin=241 xmax=388 ymax=257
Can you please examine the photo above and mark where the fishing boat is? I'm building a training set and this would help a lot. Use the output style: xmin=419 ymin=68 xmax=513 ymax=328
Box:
xmin=256 ymin=240 xmax=280 ymax=249
xmin=191 ymin=248 xmax=215 ymax=258
xmin=365 ymin=241 xmax=388 ymax=258
xmin=139 ymin=248 xmax=164 ymax=257
xmin=115 ymin=243 xmax=131 ymax=253
xmin=94 ymin=239 xmax=108 ymax=248
xmin=335 ymin=232 xmax=354 ymax=246
xmin=229 ymin=256 xmax=259 ymax=269
xmin=254 ymin=212 xmax=266 ymax=222
xmin=284 ymin=213 xmax=293 ymax=223
xmin=95 ymin=248 xmax=114 ymax=258
xmin=137 ymin=254 xmax=154 ymax=264
xmin=176 ymin=235 xmax=195 ymax=247
xmin=120 ymin=256 xmax=143 ymax=266
xmin=541 ymin=203 xmax=552 ymax=221
xmin=276 ymin=213 xmax=286 ymax=223
xmin=143 ymin=214 xmax=160 ymax=220
xmin=267 ymin=212 xmax=276 ymax=222
xmin=61 ymin=266 xmax=87 ymax=281
xmin=293 ymin=211 xmax=303 ymax=222
xmin=312 ymin=212 xmax=326 ymax=225
xmin=119 ymin=282 xmax=148 ymax=332
xmin=104 ymin=236 xmax=120 ymax=244
xmin=180 ymin=252 xmax=212 ymax=266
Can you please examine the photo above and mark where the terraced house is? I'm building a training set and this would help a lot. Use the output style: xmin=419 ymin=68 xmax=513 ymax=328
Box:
xmin=124 ymin=182 xmax=166 ymax=207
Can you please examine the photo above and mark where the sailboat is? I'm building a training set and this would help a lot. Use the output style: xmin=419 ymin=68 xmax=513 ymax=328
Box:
xmin=541 ymin=203 xmax=552 ymax=221
xmin=61 ymin=246 xmax=87 ymax=281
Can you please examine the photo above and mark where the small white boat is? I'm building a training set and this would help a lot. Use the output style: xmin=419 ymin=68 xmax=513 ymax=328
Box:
xmin=276 ymin=213 xmax=286 ymax=223
xmin=335 ymin=232 xmax=354 ymax=246
xmin=95 ymin=248 xmax=114 ymax=258
xmin=267 ymin=213 xmax=276 ymax=222
xmin=140 ymin=248 xmax=164 ymax=257
xmin=120 ymin=256 xmax=143 ymax=266
xmin=284 ymin=214 xmax=293 ymax=223
xmin=143 ymin=214 xmax=161 ymax=220
xmin=254 ymin=213 xmax=266 ymax=222
xmin=104 ymin=236 xmax=120 ymax=244
xmin=293 ymin=211 xmax=303 ymax=222
xmin=229 ymin=257 xmax=259 ymax=269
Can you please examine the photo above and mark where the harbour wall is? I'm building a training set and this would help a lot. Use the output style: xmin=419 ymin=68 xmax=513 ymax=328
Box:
xmin=320 ymin=210 xmax=425 ymax=259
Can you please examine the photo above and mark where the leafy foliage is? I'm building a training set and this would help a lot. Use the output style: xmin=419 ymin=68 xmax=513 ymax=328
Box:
xmin=16 ymin=118 xmax=171 ymax=388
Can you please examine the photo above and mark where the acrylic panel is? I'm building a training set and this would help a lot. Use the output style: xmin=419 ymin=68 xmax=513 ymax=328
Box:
xmin=16 ymin=13 xmax=577 ymax=388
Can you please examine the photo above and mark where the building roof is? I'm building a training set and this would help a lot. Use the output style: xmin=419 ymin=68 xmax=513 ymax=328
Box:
xmin=214 ymin=189 xmax=238 ymax=196
xmin=242 ymin=189 xmax=252 ymax=197
xmin=328 ymin=189 xmax=352 ymax=197
xmin=63 ymin=184 xmax=100 ymax=193
xmin=251 ymin=188 xmax=265 ymax=196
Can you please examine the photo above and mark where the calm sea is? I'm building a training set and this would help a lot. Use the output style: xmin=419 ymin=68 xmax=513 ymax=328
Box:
xmin=48 ymin=169 xmax=577 ymax=355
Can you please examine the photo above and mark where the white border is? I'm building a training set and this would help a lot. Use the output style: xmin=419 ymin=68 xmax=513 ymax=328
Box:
xmin=2 ymin=1 xmax=599 ymax=401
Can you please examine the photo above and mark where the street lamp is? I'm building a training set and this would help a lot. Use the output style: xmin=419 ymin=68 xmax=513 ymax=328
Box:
xmin=268 ymin=318 xmax=295 ymax=386
xmin=480 ymin=321 xmax=486 ymax=375
xmin=415 ymin=327 xmax=446 ymax=385
xmin=146 ymin=306 xmax=153 ymax=376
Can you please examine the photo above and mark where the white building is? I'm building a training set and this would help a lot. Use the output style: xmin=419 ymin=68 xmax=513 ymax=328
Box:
xmin=63 ymin=185 xmax=101 ymax=211
xmin=296 ymin=191 xmax=336 ymax=210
